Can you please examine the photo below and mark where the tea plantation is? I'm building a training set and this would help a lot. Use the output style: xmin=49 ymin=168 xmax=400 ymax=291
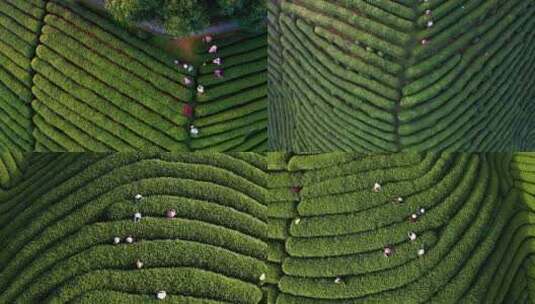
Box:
xmin=0 ymin=0 xmax=267 ymax=152
xmin=192 ymin=32 xmax=268 ymax=152
xmin=2 ymin=152 xmax=535 ymax=302
xmin=0 ymin=0 xmax=45 ymax=154
xmin=268 ymin=0 xmax=535 ymax=152
xmin=0 ymin=152 xmax=269 ymax=303
xmin=267 ymin=152 xmax=535 ymax=303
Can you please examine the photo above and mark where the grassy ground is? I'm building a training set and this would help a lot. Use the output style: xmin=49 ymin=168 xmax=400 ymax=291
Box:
xmin=0 ymin=0 xmax=267 ymax=152
xmin=268 ymin=0 xmax=535 ymax=152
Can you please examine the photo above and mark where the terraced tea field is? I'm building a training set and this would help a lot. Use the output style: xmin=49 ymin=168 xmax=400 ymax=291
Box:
xmin=2 ymin=152 xmax=535 ymax=302
xmin=0 ymin=0 xmax=45 ymax=154
xmin=0 ymin=153 xmax=269 ymax=303
xmin=0 ymin=0 xmax=267 ymax=152
xmin=192 ymin=33 xmax=268 ymax=152
xmin=268 ymin=0 xmax=535 ymax=152
xmin=267 ymin=153 xmax=535 ymax=303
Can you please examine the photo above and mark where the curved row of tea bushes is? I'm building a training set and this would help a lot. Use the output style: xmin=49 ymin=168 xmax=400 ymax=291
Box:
xmin=502 ymin=153 xmax=535 ymax=304
xmin=2 ymin=152 xmax=535 ymax=303
xmin=0 ymin=147 xmax=30 ymax=189
xmin=268 ymin=0 xmax=535 ymax=152
xmin=267 ymin=0 xmax=293 ymax=150
xmin=0 ymin=0 xmax=267 ymax=152
xmin=264 ymin=153 xmax=296 ymax=304
xmin=399 ymin=0 xmax=535 ymax=152
xmin=0 ymin=0 xmax=45 ymax=153
xmin=192 ymin=33 xmax=268 ymax=152
xmin=267 ymin=153 xmax=535 ymax=303
xmin=0 ymin=153 xmax=269 ymax=303
xmin=32 ymin=1 xmax=192 ymax=151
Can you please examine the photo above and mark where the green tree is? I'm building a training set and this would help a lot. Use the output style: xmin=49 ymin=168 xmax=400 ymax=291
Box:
xmin=163 ymin=0 xmax=210 ymax=36
xmin=104 ymin=0 xmax=265 ymax=36
xmin=104 ymin=0 xmax=160 ymax=23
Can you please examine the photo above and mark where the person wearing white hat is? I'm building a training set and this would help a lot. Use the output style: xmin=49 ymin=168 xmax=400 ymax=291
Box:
xmin=156 ymin=291 xmax=167 ymax=300
xmin=372 ymin=182 xmax=381 ymax=192
xmin=190 ymin=125 xmax=199 ymax=137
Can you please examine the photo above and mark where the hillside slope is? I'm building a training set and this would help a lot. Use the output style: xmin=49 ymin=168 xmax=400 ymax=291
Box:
xmin=0 ymin=0 xmax=267 ymax=152
xmin=192 ymin=32 xmax=268 ymax=151
xmin=267 ymin=152 xmax=535 ymax=303
xmin=268 ymin=0 xmax=535 ymax=152
xmin=2 ymin=152 xmax=535 ymax=303
xmin=0 ymin=0 xmax=45 ymax=153
xmin=0 ymin=153 xmax=269 ymax=303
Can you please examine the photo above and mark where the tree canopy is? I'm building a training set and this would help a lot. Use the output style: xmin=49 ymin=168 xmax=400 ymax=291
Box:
xmin=105 ymin=0 xmax=266 ymax=36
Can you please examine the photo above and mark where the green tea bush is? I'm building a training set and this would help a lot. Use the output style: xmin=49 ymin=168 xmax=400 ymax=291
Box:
xmin=0 ymin=0 xmax=267 ymax=152
xmin=0 ymin=153 xmax=268 ymax=303
xmin=3 ymin=152 xmax=535 ymax=303
xmin=0 ymin=0 xmax=45 ymax=154
xmin=267 ymin=152 xmax=535 ymax=303
xmin=22 ymin=1 xmax=266 ymax=152
xmin=269 ymin=0 xmax=535 ymax=152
